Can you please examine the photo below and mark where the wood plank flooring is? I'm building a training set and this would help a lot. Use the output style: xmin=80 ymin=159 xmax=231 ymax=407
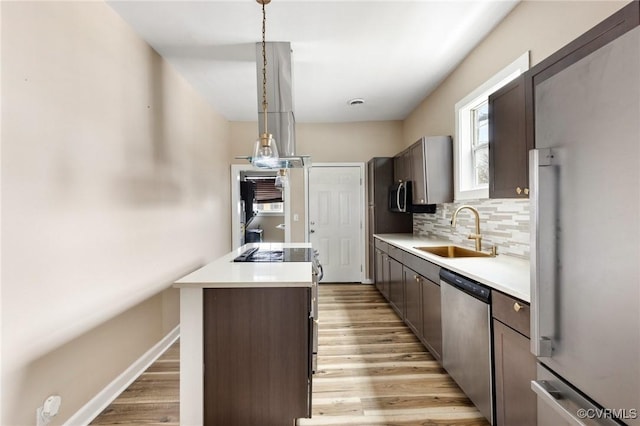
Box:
xmin=90 ymin=342 xmax=180 ymax=425
xmin=91 ymin=284 xmax=488 ymax=426
xmin=299 ymin=284 xmax=489 ymax=426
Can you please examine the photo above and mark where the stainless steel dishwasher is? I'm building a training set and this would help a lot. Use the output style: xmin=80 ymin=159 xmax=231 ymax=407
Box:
xmin=440 ymin=269 xmax=493 ymax=425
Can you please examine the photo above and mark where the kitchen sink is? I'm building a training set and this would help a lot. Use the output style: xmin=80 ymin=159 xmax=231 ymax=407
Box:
xmin=414 ymin=245 xmax=494 ymax=258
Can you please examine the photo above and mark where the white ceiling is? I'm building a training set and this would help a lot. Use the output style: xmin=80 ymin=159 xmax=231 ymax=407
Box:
xmin=107 ymin=0 xmax=519 ymax=123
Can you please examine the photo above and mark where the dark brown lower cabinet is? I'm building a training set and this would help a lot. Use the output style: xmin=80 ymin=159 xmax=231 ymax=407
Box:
xmin=388 ymin=257 xmax=404 ymax=317
xmin=493 ymin=319 xmax=537 ymax=426
xmin=375 ymin=248 xmax=390 ymax=300
xmin=421 ymin=276 xmax=442 ymax=362
xmin=403 ymin=266 xmax=422 ymax=336
xmin=203 ymin=287 xmax=311 ymax=426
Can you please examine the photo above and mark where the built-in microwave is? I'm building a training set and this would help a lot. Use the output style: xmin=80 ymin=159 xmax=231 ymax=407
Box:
xmin=389 ymin=181 xmax=437 ymax=214
xmin=389 ymin=181 xmax=410 ymax=213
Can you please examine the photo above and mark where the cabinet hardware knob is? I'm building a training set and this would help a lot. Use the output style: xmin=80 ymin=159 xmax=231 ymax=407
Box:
xmin=513 ymin=302 xmax=522 ymax=312
xmin=524 ymin=188 xmax=530 ymax=195
xmin=516 ymin=187 xmax=522 ymax=195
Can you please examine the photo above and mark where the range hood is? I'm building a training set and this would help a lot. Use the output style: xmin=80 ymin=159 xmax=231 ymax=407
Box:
xmin=238 ymin=42 xmax=310 ymax=168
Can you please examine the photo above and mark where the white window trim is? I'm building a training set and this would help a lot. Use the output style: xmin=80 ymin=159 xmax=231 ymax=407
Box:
xmin=454 ymin=51 xmax=530 ymax=201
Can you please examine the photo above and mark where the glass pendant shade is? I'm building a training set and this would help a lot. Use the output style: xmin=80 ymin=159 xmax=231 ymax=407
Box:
xmin=274 ymin=169 xmax=288 ymax=189
xmin=252 ymin=133 xmax=279 ymax=168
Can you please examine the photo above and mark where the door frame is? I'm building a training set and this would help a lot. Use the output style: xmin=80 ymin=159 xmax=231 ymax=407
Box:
xmin=305 ymin=162 xmax=366 ymax=283
xmin=230 ymin=164 xmax=291 ymax=250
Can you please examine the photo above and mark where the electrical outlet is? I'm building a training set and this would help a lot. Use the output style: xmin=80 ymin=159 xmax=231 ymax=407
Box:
xmin=36 ymin=395 xmax=61 ymax=426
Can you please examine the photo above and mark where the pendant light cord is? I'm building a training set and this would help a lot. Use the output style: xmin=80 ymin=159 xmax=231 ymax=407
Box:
xmin=261 ymin=1 xmax=268 ymax=136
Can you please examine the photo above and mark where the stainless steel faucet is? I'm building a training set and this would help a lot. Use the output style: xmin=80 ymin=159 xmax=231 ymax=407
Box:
xmin=451 ymin=205 xmax=483 ymax=252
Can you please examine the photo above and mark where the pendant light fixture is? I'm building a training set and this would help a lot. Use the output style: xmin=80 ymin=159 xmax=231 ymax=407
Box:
xmin=274 ymin=168 xmax=288 ymax=189
xmin=252 ymin=0 xmax=280 ymax=168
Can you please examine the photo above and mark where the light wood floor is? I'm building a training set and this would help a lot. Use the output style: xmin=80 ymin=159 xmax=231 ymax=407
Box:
xmin=299 ymin=284 xmax=488 ymax=426
xmin=90 ymin=342 xmax=179 ymax=425
xmin=92 ymin=284 xmax=488 ymax=425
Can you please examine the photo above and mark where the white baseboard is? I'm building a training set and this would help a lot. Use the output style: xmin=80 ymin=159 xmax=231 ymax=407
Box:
xmin=63 ymin=325 xmax=180 ymax=426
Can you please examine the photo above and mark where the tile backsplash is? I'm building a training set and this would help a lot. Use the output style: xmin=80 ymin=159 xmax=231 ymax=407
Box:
xmin=413 ymin=199 xmax=530 ymax=259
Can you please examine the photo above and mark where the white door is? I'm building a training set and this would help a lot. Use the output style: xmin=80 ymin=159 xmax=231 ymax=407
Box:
xmin=308 ymin=166 xmax=363 ymax=282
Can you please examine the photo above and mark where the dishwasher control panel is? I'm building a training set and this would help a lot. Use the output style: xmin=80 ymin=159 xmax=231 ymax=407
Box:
xmin=440 ymin=269 xmax=490 ymax=302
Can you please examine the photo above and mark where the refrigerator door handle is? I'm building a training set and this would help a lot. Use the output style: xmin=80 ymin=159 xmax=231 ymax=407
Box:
xmin=531 ymin=380 xmax=587 ymax=426
xmin=532 ymin=376 xmax=622 ymax=426
xmin=534 ymin=363 xmax=624 ymax=426
xmin=530 ymin=148 xmax=556 ymax=357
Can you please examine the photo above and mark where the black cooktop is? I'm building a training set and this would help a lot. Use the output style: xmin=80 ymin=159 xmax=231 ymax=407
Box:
xmin=233 ymin=247 xmax=313 ymax=263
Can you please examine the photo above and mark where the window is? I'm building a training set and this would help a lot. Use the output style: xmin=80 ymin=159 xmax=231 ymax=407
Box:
xmin=250 ymin=177 xmax=284 ymax=214
xmin=472 ymin=100 xmax=489 ymax=187
xmin=454 ymin=52 xmax=529 ymax=201
xmin=255 ymin=202 xmax=284 ymax=214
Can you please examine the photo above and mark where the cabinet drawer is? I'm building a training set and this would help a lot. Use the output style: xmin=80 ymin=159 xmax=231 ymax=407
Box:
xmin=492 ymin=291 xmax=530 ymax=338
xmin=403 ymin=252 xmax=440 ymax=283
xmin=387 ymin=244 xmax=404 ymax=261
xmin=374 ymin=239 xmax=388 ymax=253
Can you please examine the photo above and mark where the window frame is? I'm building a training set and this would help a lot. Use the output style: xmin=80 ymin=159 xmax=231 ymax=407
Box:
xmin=255 ymin=202 xmax=285 ymax=215
xmin=454 ymin=52 xmax=530 ymax=201
xmin=471 ymin=99 xmax=489 ymax=187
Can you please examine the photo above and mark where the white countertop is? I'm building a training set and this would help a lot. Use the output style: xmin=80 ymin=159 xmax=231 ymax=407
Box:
xmin=375 ymin=233 xmax=530 ymax=302
xmin=173 ymin=242 xmax=313 ymax=289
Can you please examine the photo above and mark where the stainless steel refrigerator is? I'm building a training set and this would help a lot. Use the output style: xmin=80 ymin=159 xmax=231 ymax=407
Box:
xmin=530 ymin=24 xmax=639 ymax=426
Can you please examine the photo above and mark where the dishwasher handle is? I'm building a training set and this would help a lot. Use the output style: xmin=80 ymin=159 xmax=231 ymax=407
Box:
xmin=439 ymin=269 xmax=490 ymax=303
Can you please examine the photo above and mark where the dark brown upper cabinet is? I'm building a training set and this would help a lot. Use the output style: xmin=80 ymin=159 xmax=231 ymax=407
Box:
xmin=393 ymin=149 xmax=412 ymax=184
xmin=488 ymin=75 xmax=530 ymax=199
xmin=396 ymin=136 xmax=453 ymax=206
xmin=489 ymin=1 xmax=639 ymax=199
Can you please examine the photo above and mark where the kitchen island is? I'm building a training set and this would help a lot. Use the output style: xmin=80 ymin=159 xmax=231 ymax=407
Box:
xmin=174 ymin=242 xmax=314 ymax=426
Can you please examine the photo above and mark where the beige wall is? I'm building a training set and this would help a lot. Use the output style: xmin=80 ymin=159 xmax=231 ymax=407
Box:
xmin=1 ymin=2 xmax=231 ymax=425
xmin=288 ymin=167 xmax=307 ymax=242
xmin=403 ymin=0 xmax=628 ymax=146
xmin=230 ymin=120 xmax=404 ymax=163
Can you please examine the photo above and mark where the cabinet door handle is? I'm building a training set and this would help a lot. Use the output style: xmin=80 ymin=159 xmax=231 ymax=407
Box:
xmin=516 ymin=187 xmax=530 ymax=196
xmin=513 ymin=302 xmax=522 ymax=312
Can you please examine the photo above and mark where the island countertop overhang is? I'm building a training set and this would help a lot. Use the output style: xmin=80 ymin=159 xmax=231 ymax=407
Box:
xmin=173 ymin=242 xmax=314 ymax=289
